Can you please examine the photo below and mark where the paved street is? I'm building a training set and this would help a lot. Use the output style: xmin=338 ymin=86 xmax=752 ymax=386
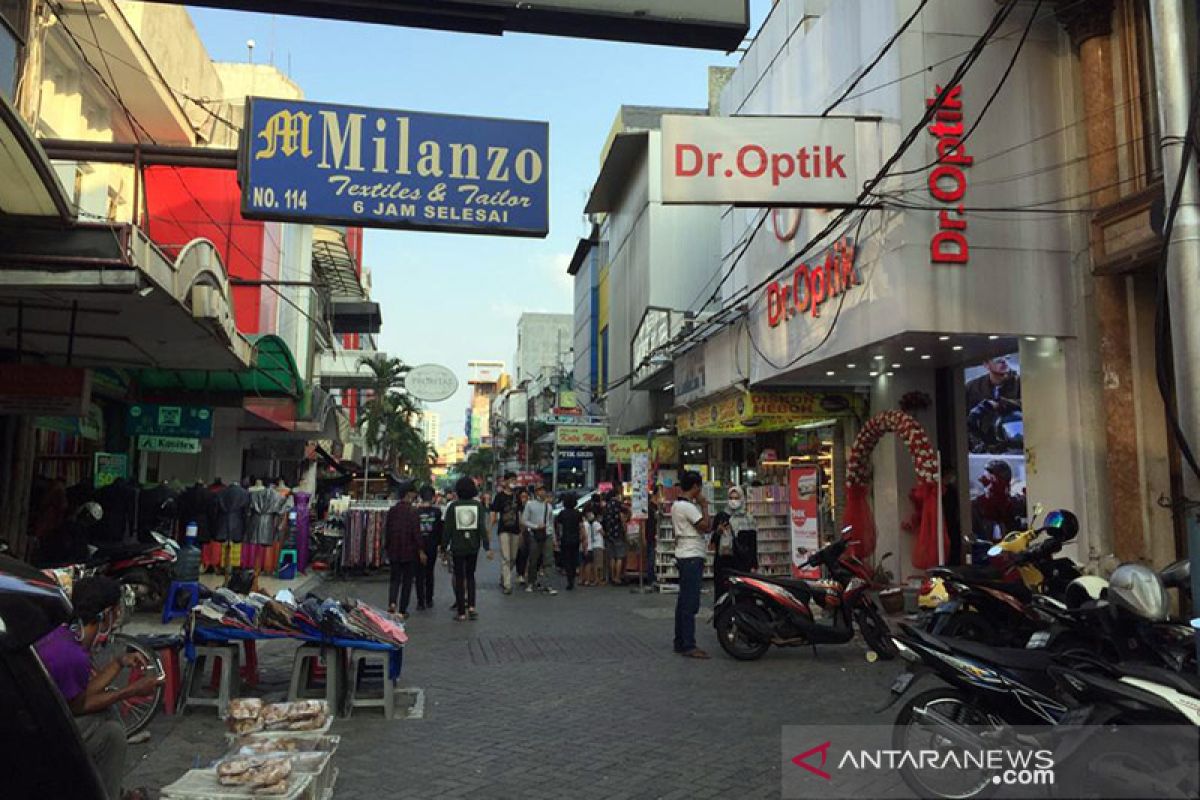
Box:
xmin=125 ymin=557 xmax=901 ymax=799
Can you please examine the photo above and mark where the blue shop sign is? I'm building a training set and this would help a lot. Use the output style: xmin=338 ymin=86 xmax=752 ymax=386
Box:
xmin=127 ymin=404 xmax=214 ymax=439
xmin=239 ymin=97 xmax=549 ymax=237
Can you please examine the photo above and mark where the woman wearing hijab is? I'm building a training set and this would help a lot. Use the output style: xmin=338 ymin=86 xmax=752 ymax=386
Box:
xmin=712 ymin=486 xmax=759 ymax=606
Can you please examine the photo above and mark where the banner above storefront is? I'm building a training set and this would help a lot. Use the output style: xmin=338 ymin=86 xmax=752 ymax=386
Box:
xmin=127 ymin=404 xmax=213 ymax=439
xmin=677 ymin=390 xmax=865 ymax=436
xmin=661 ymin=115 xmax=859 ymax=206
xmin=0 ymin=366 xmax=91 ymax=416
xmin=240 ymin=98 xmax=549 ymax=237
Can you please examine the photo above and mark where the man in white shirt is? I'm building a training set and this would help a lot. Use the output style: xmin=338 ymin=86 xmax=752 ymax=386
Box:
xmin=521 ymin=484 xmax=557 ymax=594
xmin=671 ymin=470 xmax=711 ymax=658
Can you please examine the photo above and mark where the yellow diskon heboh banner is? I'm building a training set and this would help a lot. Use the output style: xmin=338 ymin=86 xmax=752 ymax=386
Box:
xmin=677 ymin=390 xmax=865 ymax=436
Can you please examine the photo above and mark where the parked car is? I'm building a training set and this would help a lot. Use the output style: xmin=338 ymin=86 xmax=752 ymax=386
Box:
xmin=0 ymin=555 xmax=106 ymax=799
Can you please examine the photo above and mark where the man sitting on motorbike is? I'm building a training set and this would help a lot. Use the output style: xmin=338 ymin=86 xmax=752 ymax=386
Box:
xmin=34 ymin=576 xmax=158 ymax=799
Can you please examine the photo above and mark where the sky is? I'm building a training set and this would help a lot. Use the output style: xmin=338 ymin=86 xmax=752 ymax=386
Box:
xmin=188 ymin=2 xmax=771 ymax=443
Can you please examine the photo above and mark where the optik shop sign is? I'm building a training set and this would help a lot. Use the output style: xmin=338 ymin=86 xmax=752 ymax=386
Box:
xmin=239 ymin=98 xmax=549 ymax=237
xmin=764 ymin=238 xmax=861 ymax=327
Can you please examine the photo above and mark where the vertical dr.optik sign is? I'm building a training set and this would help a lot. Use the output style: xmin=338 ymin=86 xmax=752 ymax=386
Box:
xmin=927 ymin=84 xmax=971 ymax=264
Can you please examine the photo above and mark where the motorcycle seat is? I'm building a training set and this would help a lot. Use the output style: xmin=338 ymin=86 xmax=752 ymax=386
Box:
xmin=943 ymin=636 xmax=1055 ymax=672
xmin=89 ymin=541 xmax=159 ymax=563
xmin=1118 ymin=662 xmax=1200 ymax=697
xmin=933 ymin=565 xmax=1033 ymax=603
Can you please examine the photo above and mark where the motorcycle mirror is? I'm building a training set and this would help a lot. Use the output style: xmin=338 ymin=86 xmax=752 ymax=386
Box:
xmin=1031 ymin=502 xmax=1044 ymax=522
xmin=987 ymin=544 xmax=1003 ymax=558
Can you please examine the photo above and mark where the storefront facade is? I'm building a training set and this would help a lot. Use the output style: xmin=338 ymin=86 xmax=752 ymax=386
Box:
xmin=700 ymin=0 xmax=1112 ymax=573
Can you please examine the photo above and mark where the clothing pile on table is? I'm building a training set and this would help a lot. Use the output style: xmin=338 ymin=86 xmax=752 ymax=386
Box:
xmin=188 ymin=587 xmax=407 ymax=647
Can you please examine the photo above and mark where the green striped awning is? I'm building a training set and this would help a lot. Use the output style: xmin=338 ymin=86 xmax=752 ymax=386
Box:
xmin=135 ymin=334 xmax=302 ymax=398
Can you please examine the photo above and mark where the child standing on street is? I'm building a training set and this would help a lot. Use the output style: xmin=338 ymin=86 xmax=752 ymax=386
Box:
xmin=584 ymin=508 xmax=606 ymax=586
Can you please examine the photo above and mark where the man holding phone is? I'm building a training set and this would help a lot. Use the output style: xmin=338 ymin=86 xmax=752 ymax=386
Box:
xmin=35 ymin=576 xmax=160 ymax=799
xmin=671 ymin=471 xmax=712 ymax=658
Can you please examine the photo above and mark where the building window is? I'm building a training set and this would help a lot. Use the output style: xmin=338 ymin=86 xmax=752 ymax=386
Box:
xmin=0 ymin=0 xmax=27 ymax=103
xmin=1120 ymin=0 xmax=1162 ymax=187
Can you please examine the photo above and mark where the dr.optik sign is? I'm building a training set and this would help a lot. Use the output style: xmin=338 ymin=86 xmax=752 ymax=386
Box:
xmin=765 ymin=238 xmax=861 ymax=328
xmin=661 ymin=115 xmax=859 ymax=206
xmin=926 ymin=84 xmax=971 ymax=264
xmin=239 ymin=98 xmax=549 ymax=237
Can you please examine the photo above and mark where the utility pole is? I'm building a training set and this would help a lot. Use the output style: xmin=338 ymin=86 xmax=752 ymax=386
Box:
xmin=1149 ymin=0 xmax=1200 ymax=650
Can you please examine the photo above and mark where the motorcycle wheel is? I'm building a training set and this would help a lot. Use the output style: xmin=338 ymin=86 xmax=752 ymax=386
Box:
xmin=893 ymin=688 xmax=999 ymax=800
xmin=715 ymin=601 xmax=771 ymax=661
xmin=855 ymin=605 xmax=897 ymax=660
xmin=1054 ymin=725 xmax=1197 ymax=799
xmin=95 ymin=634 xmax=164 ymax=737
xmin=933 ymin=610 xmax=997 ymax=643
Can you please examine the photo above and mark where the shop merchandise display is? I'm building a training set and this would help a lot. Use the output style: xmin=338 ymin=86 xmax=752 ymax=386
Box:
xmin=187 ymin=587 xmax=408 ymax=648
xmin=744 ymin=485 xmax=791 ymax=576
xmin=227 ymin=700 xmax=331 ymax=735
xmin=338 ymin=505 xmax=389 ymax=570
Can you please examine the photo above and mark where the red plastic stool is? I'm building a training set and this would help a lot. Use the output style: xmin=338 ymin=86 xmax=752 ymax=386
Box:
xmin=209 ymin=641 xmax=259 ymax=689
xmin=154 ymin=644 xmax=181 ymax=715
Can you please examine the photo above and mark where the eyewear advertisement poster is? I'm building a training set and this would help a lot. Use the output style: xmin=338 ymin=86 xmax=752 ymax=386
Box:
xmin=94 ymin=452 xmax=128 ymax=488
xmin=964 ymin=353 xmax=1027 ymax=543
xmin=789 ymin=465 xmax=821 ymax=579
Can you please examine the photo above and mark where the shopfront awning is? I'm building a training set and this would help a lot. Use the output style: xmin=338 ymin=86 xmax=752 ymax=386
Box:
xmin=676 ymin=389 xmax=867 ymax=437
xmin=0 ymin=227 xmax=251 ymax=370
xmin=0 ymin=94 xmax=73 ymax=221
xmin=134 ymin=334 xmax=302 ymax=398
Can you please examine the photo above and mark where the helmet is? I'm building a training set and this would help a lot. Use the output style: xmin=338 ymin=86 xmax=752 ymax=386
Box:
xmin=1064 ymin=575 xmax=1107 ymax=609
xmin=77 ymin=502 xmax=103 ymax=524
xmin=1107 ymin=563 xmax=1169 ymax=622
xmin=1042 ymin=509 xmax=1079 ymax=542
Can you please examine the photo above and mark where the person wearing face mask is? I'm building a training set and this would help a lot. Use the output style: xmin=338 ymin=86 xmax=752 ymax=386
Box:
xmin=34 ymin=576 xmax=159 ymax=800
xmin=713 ymin=486 xmax=759 ymax=607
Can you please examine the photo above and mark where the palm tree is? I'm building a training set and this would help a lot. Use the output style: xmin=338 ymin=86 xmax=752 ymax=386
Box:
xmin=357 ymin=355 xmax=411 ymax=464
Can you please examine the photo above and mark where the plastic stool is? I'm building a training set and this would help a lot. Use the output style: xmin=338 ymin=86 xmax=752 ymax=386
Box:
xmin=287 ymin=643 xmax=342 ymax=714
xmin=181 ymin=643 xmax=239 ymax=718
xmin=277 ymin=548 xmax=299 ymax=579
xmin=345 ymin=648 xmax=394 ymax=719
xmin=160 ymin=580 xmax=201 ymax=624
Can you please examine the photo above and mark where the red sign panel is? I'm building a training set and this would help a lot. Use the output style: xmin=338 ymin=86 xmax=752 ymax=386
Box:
xmin=789 ymin=465 xmax=821 ymax=579
xmin=765 ymin=238 xmax=860 ymax=327
xmin=0 ymin=366 xmax=91 ymax=416
xmin=927 ymin=84 xmax=971 ymax=264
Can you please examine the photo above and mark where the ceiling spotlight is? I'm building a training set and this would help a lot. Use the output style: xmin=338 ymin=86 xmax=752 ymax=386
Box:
xmin=938 ymin=335 xmax=951 ymax=341
xmin=885 ymin=371 xmax=894 ymax=377
xmin=825 ymin=370 xmax=835 ymax=376
xmin=903 ymin=346 xmax=915 ymax=352
xmin=869 ymin=371 xmax=879 ymax=377
xmin=1024 ymin=336 xmax=1037 ymax=342
xmin=952 ymin=345 xmax=964 ymax=351
xmin=891 ymin=363 xmax=901 ymax=368
xmin=846 ymin=363 xmax=856 ymax=369
xmin=988 ymin=335 xmax=1000 ymax=340
xmin=920 ymin=354 xmax=932 ymax=360
xmin=873 ymin=354 xmax=885 ymax=361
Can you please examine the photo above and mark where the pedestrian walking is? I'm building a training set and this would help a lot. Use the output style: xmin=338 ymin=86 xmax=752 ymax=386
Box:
xmin=490 ymin=472 xmax=523 ymax=594
xmin=386 ymin=481 xmax=424 ymax=619
xmin=672 ymin=471 xmax=712 ymax=658
xmin=521 ymin=484 xmax=556 ymax=594
xmin=416 ymin=485 xmax=443 ymax=611
xmin=555 ymin=493 xmax=585 ymax=590
xmin=514 ymin=488 xmax=530 ymax=584
xmin=441 ymin=476 xmax=493 ymax=621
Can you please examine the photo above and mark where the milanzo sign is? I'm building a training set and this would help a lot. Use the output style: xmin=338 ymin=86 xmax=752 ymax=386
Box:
xmin=240 ymin=98 xmax=549 ymax=237
xmin=660 ymin=115 xmax=859 ymax=206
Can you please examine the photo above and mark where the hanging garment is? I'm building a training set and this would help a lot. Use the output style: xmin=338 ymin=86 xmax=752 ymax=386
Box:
xmin=248 ymin=488 xmax=288 ymax=546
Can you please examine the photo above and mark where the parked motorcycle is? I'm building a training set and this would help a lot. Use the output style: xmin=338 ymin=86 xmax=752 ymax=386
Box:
xmin=886 ymin=564 xmax=1199 ymax=798
xmin=925 ymin=509 xmax=1082 ymax=646
xmin=88 ymin=529 xmax=177 ymax=612
xmin=712 ymin=527 xmax=896 ymax=661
